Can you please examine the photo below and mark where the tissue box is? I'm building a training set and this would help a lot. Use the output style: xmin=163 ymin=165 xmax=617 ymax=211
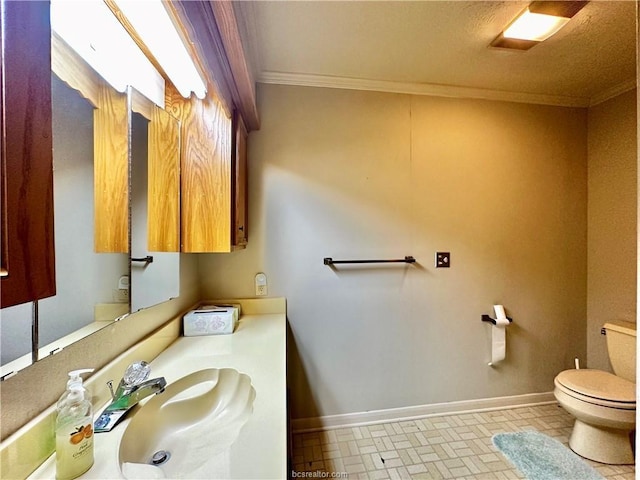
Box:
xmin=183 ymin=306 xmax=239 ymax=336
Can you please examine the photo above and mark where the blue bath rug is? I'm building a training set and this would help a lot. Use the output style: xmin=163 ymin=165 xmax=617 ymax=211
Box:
xmin=492 ymin=431 xmax=604 ymax=480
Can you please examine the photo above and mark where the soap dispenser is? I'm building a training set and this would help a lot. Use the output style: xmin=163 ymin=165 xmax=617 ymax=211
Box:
xmin=55 ymin=368 xmax=95 ymax=480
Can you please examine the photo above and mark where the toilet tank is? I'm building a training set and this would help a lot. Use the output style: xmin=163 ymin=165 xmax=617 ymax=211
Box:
xmin=604 ymin=321 xmax=636 ymax=382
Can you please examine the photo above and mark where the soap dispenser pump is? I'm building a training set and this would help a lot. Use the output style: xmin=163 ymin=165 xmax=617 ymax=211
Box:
xmin=55 ymin=368 xmax=95 ymax=480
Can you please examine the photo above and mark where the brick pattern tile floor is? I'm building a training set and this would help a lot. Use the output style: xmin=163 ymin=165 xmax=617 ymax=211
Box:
xmin=291 ymin=403 xmax=635 ymax=479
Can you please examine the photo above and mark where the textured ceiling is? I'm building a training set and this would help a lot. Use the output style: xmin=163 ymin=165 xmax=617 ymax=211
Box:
xmin=237 ymin=1 xmax=637 ymax=106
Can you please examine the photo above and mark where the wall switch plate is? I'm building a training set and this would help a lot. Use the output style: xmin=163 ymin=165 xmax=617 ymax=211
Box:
xmin=435 ymin=252 xmax=450 ymax=268
xmin=255 ymin=272 xmax=268 ymax=296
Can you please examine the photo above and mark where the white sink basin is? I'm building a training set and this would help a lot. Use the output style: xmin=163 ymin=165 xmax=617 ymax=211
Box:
xmin=118 ymin=368 xmax=255 ymax=479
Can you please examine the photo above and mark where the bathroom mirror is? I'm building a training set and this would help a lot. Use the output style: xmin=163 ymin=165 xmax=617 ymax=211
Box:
xmin=0 ymin=73 xmax=130 ymax=372
xmin=0 ymin=42 xmax=182 ymax=374
xmin=39 ymin=76 xmax=130 ymax=353
xmin=129 ymin=87 xmax=181 ymax=312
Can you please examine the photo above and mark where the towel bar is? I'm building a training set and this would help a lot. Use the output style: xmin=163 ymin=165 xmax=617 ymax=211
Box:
xmin=324 ymin=256 xmax=416 ymax=266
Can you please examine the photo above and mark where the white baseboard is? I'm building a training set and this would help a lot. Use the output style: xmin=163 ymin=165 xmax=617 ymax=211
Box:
xmin=291 ymin=392 xmax=557 ymax=433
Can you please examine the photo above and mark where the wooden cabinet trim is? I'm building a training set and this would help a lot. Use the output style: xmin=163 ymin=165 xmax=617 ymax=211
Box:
xmin=232 ymin=111 xmax=248 ymax=247
xmin=170 ymin=0 xmax=259 ymax=132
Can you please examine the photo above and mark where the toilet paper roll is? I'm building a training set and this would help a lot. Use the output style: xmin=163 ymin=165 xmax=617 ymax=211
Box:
xmin=493 ymin=304 xmax=510 ymax=325
xmin=491 ymin=324 xmax=507 ymax=364
xmin=489 ymin=305 xmax=509 ymax=364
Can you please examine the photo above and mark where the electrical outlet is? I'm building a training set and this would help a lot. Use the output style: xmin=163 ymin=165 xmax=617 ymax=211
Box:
xmin=255 ymin=272 xmax=268 ymax=296
xmin=113 ymin=288 xmax=129 ymax=303
xmin=118 ymin=275 xmax=129 ymax=290
xmin=435 ymin=252 xmax=451 ymax=268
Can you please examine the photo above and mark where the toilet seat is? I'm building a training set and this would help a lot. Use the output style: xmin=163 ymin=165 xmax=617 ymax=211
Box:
xmin=555 ymin=369 xmax=635 ymax=410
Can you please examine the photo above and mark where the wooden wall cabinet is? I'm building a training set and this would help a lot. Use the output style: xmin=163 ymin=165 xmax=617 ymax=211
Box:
xmin=94 ymin=84 xmax=129 ymax=253
xmin=163 ymin=0 xmax=255 ymax=253
xmin=147 ymin=103 xmax=181 ymax=252
xmin=1 ymin=0 xmax=56 ymax=308
xmin=164 ymin=87 xmax=250 ymax=253
xmin=166 ymin=85 xmax=233 ymax=253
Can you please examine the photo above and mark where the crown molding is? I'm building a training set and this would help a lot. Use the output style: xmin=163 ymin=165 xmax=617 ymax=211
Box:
xmin=232 ymin=1 xmax=263 ymax=81
xmin=170 ymin=1 xmax=260 ymax=131
xmin=589 ymin=78 xmax=637 ymax=106
xmin=258 ymin=71 xmax=593 ymax=108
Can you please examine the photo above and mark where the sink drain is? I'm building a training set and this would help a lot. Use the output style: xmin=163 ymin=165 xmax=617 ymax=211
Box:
xmin=150 ymin=450 xmax=171 ymax=466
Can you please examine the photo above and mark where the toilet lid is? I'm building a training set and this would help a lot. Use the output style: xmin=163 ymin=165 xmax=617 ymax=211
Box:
xmin=556 ymin=369 xmax=635 ymax=403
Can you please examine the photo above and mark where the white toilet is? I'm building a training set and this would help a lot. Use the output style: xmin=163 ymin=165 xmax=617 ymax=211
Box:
xmin=554 ymin=320 xmax=636 ymax=465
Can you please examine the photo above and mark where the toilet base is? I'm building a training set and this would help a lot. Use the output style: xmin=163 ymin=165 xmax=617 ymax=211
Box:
xmin=569 ymin=419 xmax=634 ymax=465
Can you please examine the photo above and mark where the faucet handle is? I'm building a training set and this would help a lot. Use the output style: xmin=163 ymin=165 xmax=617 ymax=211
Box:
xmin=106 ymin=380 xmax=116 ymax=401
xmin=122 ymin=361 xmax=151 ymax=387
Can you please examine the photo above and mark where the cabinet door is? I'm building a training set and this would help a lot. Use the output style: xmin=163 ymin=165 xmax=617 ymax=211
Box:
xmin=1 ymin=0 xmax=56 ymax=308
xmin=167 ymin=85 xmax=233 ymax=253
xmin=232 ymin=111 xmax=248 ymax=247
xmin=94 ymin=84 xmax=129 ymax=253
xmin=147 ymin=105 xmax=180 ymax=252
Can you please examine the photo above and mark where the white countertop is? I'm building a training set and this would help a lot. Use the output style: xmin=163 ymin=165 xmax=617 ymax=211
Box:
xmin=29 ymin=312 xmax=287 ymax=480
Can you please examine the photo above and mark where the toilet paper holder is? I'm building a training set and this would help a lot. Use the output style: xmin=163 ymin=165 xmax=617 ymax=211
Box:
xmin=481 ymin=314 xmax=513 ymax=325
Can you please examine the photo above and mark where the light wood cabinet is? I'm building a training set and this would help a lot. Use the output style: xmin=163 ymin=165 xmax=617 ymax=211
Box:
xmin=163 ymin=90 xmax=250 ymax=253
xmin=147 ymin=103 xmax=181 ymax=252
xmin=1 ymin=0 xmax=56 ymax=308
xmin=166 ymin=85 xmax=234 ymax=253
xmin=167 ymin=0 xmax=256 ymax=253
xmin=94 ymin=84 xmax=129 ymax=253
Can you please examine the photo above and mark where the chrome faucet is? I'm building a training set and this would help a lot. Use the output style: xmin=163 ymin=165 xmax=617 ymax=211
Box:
xmin=94 ymin=361 xmax=166 ymax=433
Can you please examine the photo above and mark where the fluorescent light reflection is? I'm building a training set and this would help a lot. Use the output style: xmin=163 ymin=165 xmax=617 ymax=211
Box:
xmin=51 ymin=0 xmax=165 ymax=107
xmin=114 ymin=0 xmax=207 ymax=99
xmin=503 ymin=8 xmax=570 ymax=42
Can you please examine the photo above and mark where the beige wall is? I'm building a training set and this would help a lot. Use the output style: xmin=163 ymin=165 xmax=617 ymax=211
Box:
xmin=587 ymin=89 xmax=638 ymax=371
xmin=199 ymin=84 xmax=589 ymax=420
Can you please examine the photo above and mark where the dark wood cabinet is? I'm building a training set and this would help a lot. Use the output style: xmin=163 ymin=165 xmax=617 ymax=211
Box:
xmin=232 ymin=110 xmax=248 ymax=248
xmin=1 ymin=0 xmax=56 ymax=308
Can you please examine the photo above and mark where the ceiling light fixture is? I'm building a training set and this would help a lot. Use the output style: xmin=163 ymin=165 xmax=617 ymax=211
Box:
xmin=51 ymin=0 xmax=207 ymax=105
xmin=51 ymin=0 xmax=165 ymax=106
xmin=503 ymin=9 xmax=570 ymax=42
xmin=491 ymin=1 xmax=588 ymax=50
xmin=112 ymin=0 xmax=207 ymax=100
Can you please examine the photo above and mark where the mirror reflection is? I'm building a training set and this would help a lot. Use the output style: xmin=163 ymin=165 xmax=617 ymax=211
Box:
xmin=0 ymin=75 xmax=130 ymax=371
xmin=40 ymin=76 xmax=130 ymax=353
xmin=129 ymin=89 xmax=180 ymax=312
xmin=1 ymin=7 xmax=183 ymax=377
xmin=0 ymin=85 xmax=185 ymax=374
